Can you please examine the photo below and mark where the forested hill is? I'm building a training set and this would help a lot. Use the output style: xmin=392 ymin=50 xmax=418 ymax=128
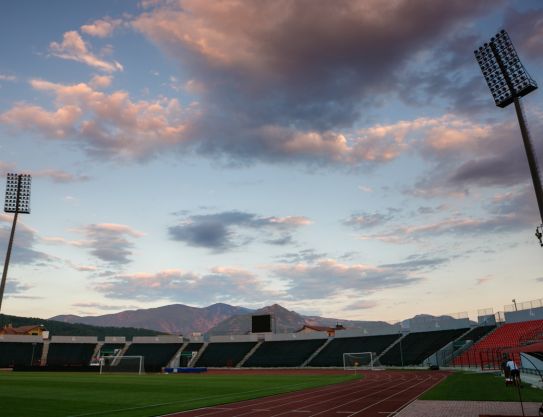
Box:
xmin=0 ymin=314 xmax=164 ymax=338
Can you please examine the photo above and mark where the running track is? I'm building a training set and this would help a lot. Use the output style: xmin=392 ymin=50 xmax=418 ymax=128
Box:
xmin=162 ymin=370 xmax=449 ymax=417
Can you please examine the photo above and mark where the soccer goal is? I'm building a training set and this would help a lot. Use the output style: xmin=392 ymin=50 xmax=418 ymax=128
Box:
xmin=99 ymin=355 xmax=144 ymax=374
xmin=343 ymin=352 xmax=379 ymax=370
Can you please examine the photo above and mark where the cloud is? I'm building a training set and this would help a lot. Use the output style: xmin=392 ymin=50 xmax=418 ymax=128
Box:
xmin=272 ymin=259 xmax=422 ymax=299
xmin=49 ymin=31 xmax=123 ymax=72
xmin=0 ymin=215 xmax=53 ymax=265
xmin=75 ymin=223 xmax=144 ymax=265
xmin=5 ymin=279 xmax=32 ymax=295
xmin=476 ymin=275 xmax=493 ymax=285
xmin=168 ymin=210 xmax=310 ymax=252
xmin=275 ymin=249 xmax=327 ymax=264
xmin=89 ymin=75 xmax=113 ymax=89
xmin=71 ymin=302 xmax=138 ymax=311
xmin=0 ymin=74 xmax=16 ymax=82
xmin=31 ymin=169 xmax=90 ymax=183
xmin=362 ymin=187 xmax=539 ymax=243
xmin=128 ymin=0 xmax=493 ymax=164
xmin=379 ymin=255 xmax=449 ymax=272
xmin=408 ymin=115 xmax=543 ymax=196
xmin=81 ymin=17 xmax=123 ymax=38
xmin=343 ymin=211 xmax=395 ymax=229
xmin=344 ymin=300 xmax=379 ymax=310
xmin=504 ymin=7 xmax=543 ymax=61
xmin=95 ymin=267 xmax=277 ymax=304
xmin=0 ymin=78 xmax=191 ymax=160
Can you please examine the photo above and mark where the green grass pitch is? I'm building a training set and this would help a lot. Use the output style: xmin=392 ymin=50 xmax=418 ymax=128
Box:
xmin=421 ymin=372 xmax=543 ymax=402
xmin=0 ymin=372 xmax=358 ymax=417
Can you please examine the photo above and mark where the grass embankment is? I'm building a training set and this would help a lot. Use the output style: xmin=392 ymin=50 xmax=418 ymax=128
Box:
xmin=421 ymin=372 xmax=542 ymax=402
xmin=0 ymin=372 xmax=358 ymax=417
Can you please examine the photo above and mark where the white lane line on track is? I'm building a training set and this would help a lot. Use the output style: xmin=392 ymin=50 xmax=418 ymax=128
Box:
xmin=178 ymin=376 xmax=376 ymax=417
xmin=70 ymin=380 xmax=321 ymax=417
xmin=310 ymin=375 xmax=434 ymax=417
xmin=267 ymin=375 xmax=417 ymax=417
xmin=389 ymin=373 xmax=447 ymax=415
xmin=348 ymin=376 xmax=440 ymax=417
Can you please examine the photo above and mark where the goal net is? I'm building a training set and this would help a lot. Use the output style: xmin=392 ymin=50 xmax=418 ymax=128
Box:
xmin=343 ymin=352 xmax=379 ymax=370
xmin=99 ymin=355 xmax=144 ymax=374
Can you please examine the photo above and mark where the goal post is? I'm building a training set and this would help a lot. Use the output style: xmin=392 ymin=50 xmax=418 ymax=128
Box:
xmin=343 ymin=352 xmax=379 ymax=370
xmin=99 ymin=355 xmax=144 ymax=374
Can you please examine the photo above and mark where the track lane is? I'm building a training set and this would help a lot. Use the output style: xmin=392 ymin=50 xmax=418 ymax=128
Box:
xmin=164 ymin=370 xmax=449 ymax=417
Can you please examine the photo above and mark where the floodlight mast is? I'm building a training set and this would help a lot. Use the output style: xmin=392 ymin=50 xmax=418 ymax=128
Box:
xmin=0 ymin=173 xmax=32 ymax=312
xmin=475 ymin=30 xmax=543 ymax=246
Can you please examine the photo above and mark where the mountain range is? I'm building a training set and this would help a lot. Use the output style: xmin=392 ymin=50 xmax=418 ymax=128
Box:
xmin=50 ymin=302 xmax=396 ymax=335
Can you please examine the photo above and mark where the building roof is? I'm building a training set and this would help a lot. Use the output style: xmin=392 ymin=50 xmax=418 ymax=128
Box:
xmin=296 ymin=324 xmax=346 ymax=332
xmin=0 ymin=324 xmax=44 ymax=335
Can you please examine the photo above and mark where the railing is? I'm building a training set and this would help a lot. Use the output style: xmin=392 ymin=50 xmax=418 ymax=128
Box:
xmin=504 ymin=298 xmax=543 ymax=312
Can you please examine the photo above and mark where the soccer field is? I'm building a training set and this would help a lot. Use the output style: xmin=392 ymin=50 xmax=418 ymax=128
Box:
xmin=0 ymin=371 xmax=358 ymax=417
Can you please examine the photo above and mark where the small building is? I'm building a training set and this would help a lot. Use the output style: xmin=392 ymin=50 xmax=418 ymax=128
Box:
xmin=296 ymin=324 xmax=346 ymax=337
xmin=0 ymin=324 xmax=45 ymax=336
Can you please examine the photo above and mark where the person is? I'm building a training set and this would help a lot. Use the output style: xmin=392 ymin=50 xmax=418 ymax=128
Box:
xmin=506 ymin=357 xmax=521 ymax=386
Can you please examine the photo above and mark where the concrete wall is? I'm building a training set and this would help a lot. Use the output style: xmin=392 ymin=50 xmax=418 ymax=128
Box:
xmin=131 ymin=335 xmax=183 ymax=343
xmin=478 ymin=314 xmax=496 ymax=325
xmin=50 ymin=336 xmax=98 ymax=343
xmin=504 ymin=307 xmax=543 ymax=323
xmin=401 ymin=317 xmax=471 ymax=332
xmin=0 ymin=335 xmax=43 ymax=343
xmin=210 ymin=334 xmax=260 ymax=343
xmin=264 ymin=332 xmax=328 ymax=341
xmin=104 ymin=336 xmax=126 ymax=343
xmin=336 ymin=327 xmax=401 ymax=338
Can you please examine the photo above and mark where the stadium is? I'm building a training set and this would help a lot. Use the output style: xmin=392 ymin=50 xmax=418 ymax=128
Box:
xmin=2 ymin=1 xmax=543 ymax=416
xmin=1 ymin=298 xmax=543 ymax=416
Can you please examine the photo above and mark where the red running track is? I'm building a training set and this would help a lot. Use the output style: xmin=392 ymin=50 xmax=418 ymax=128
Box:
xmin=161 ymin=370 xmax=448 ymax=417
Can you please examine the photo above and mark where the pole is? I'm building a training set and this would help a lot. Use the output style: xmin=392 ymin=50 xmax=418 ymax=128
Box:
xmin=513 ymin=96 xmax=543 ymax=224
xmin=0 ymin=175 xmax=21 ymax=312
xmin=490 ymin=42 xmax=543 ymax=224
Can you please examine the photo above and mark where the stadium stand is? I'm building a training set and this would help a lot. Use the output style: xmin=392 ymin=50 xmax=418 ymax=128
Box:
xmin=379 ymin=328 xmax=468 ymax=366
xmin=0 ymin=341 xmax=43 ymax=367
xmin=195 ymin=341 xmax=257 ymax=367
xmin=453 ymin=319 xmax=543 ymax=368
xmin=124 ymin=343 xmax=182 ymax=372
xmin=243 ymin=339 xmax=326 ymax=367
xmin=182 ymin=342 xmax=203 ymax=353
xmin=46 ymin=343 xmax=96 ymax=366
xmin=308 ymin=334 xmax=400 ymax=367
xmin=100 ymin=343 xmax=125 ymax=355
xmin=457 ymin=325 xmax=496 ymax=343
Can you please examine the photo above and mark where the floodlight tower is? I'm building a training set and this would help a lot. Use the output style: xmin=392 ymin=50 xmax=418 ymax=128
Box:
xmin=0 ymin=173 xmax=32 ymax=312
xmin=475 ymin=30 xmax=543 ymax=247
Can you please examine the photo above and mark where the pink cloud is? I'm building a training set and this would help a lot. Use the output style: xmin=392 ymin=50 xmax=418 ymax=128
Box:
xmin=81 ymin=18 xmax=123 ymax=38
xmin=1 ymin=78 xmax=192 ymax=160
xmin=90 ymin=75 xmax=113 ymax=89
xmin=476 ymin=276 xmax=493 ymax=285
xmin=49 ymin=31 xmax=123 ymax=72
xmin=0 ymin=103 xmax=81 ymax=139
xmin=31 ymin=169 xmax=89 ymax=183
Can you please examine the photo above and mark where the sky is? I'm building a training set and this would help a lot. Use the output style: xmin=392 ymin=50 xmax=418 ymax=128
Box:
xmin=0 ymin=0 xmax=542 ymax=323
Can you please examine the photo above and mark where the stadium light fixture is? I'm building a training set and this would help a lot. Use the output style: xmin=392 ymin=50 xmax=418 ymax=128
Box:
xmin=475 ymin=30 xmax=543 ymax=246
xmin=0 ymin=173 xmax=32 ymax=312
